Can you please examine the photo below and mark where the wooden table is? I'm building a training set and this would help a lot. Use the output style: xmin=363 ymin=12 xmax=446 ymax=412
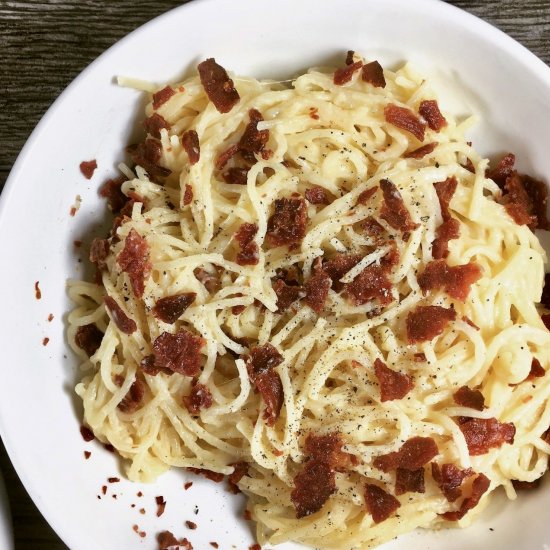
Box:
xmin=0 ymin=1 xmax=549 ymax=548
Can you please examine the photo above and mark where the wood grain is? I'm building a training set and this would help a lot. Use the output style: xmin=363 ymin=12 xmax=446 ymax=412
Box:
xmin=0 ymin=1 xmax=549 ymax=548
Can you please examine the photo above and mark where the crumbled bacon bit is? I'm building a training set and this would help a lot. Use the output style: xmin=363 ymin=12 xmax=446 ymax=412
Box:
xmin=542 ymin=314 xmax=550 ymax=331
xmin=406 ymin=305 xmax=456 ymax=343
xmin=356 ymin=186 xmax=378 ymax=205
xmin=235 ymin=223 xmax=259 ymax=265
xmin=152 ymin=330 xmax=205 ymax=376
xmin=215 ymin=144 xmax=240 ymax=170
xmin=100 ymin=176 xmax=127 ymax=213
xmin=487 ymin=153 xmax=515 ymax=187
xmin=453 ymin=386 xmax=485 ymax=411
xmin=223 ymin=167 xmax=248 ymax=185
xmin=395 ymin=468 xmax=425 ymax=496
xmin=75 ymin=324 xmax=104 ymax=357
xmin=80 ymin=426 xmax=95 ymax=442
xmin=249 ymin=545 xmax=261 ymax=550
xmin=104 ymin=444 xmax=115 ymax=453
xmin=418 ymin=260 xmax=482 ymax=302
xmin=305 ymin=186 xmax=329 ymax=205
xmin=458 ymin=417 xmax=515 ymax=455
xmin=239 ymin=109 xmax=269 ymax=155
xmin=309 ymin=107 xmax=320 ymax=120
xmin=144 ymin=113 xmax=170 ymax=139
xmin=384 ymin=104 xmax=426 ymax=141
xmin=541 ymin=273 xmax=550 ymax=308
xmin=462 ymin=316 xmax=479 ymax=330
xmin=374 ymin=437 xmax=439 ymax=472
xmin=273 ymin=279 xmax=305 ymax=313
xmin=155 ymin=495 xmax=166 ymax=517
xmin=345 ymin=50 xmax=355 ymax=65
xmin=305 ymin=259 xmax=331 ymax=314
xmin=404 ymin=142 xmax=437 ymax=159
xmin=108 ymin=477 xmax=120 ymax=483
xmin=243 ymin=510 xmax=252 ymax=520
xmin=184 ymin=482 xmax=193 ymax=490
xmin=380 ymin=179 xmax=419 ymax=233
xmin=102 ymin=485 xmax=107 ymax=495
xmin=246 ymin=344 xmax=284 ymax=426
xmin=194 ymin=267 xmax=221 ymax=294
xmin=90 ymin=238 xmax=110 ymax=270
xmin=128 ymin=139 xmax=171 ymax=178
xmin=432 ymin=463 xmax=474 ymax=502
xmin=362 ymin=61 xmax=386 ymax=88
xmin=343 ymin=265 xmax=393 ymax=306
xmin=84 ymin=451 xmax=91 ymax=459
xmin=118 ymin=379 xmax=146 ymax=413
xmin=440 ymin=473 xmax=490 ymax=521
xmin=153 ymin=293 xmax=196 ymax=324
xmin=266 ymin=197 xmax=308 ymax=247
xmin=157 ymin=531 xmax=193 ymax=550
xmin=186 ymin=468 xmax=224 ymax=482
xmin=104 ymin=296 xmax=137 ymax=334
xmin=34 ymin=281 xmax=41 ymax=299
xmin=198 ymin=58 xmax=240 ymax=113
xmin=334 ymin=60 xmax=363 ymax=85
xmin=432 ymin=218 xmax=460 ymax=260
xmin=512 ymin=479 xmax=542 ymax=491
xmin=413 ymin=352 xmax=427 ymax=362
xmin=373 ymin=358 xmax=414 ymax=402
xmin=419 ymin=100 xmax=447 ymax=131
xmin=183 ymin=383 xmax=213 ymax=415
xmin=185 ymin=521 xmax=197 ymax=530
xmin=182 ymin=130 xmax=200 ymax=165
xmin=152 ymin=86 xmax=175 ymax=109
xmin=209 ymin=543 xmax=219 ymax=549
xmin=140 ymin=354 xmax=172 ymax=377
xmin=323 ymin=254 xmax=361 ymax=290
xmin=80 ymin=159 xmax=97 ymax=179
xmin=183 ymin=184 xmax=193 ymax=206
xmin=117 ymin=229 xmax=151 ymax=298
xmin=527 ymin=358 xmax=545 ymax=381
xmin=364 ymin=484 xmax=401 ymax=523
xmin=227 ymin=462 xmax=248 ymax=494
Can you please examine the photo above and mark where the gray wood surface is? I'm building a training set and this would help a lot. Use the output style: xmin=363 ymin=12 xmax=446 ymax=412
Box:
xmin=0 ymin=1 xmax=549 ymax=548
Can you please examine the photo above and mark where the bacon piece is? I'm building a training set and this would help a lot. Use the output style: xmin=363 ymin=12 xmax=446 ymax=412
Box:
xmin=235 ymin=223 xmax=259 ymax=266
xmin=395 ymin=468 xmax=425 ymax=496
xmin=374 ymin=437 xmax=439 ymax=472
xmin=80 ymin=159 xmax=97 ymax=179
xmin=487 ymin=153 xmax=515 ymax=188
xmin=153 ymin=293 xmax=196 ymax=324
xmin=152 ymin=86 xmax=175 ymax=109
xmin=440 ymin=473 xmax=490 ymax=521
xmin=183 ymin=184 xmax=193 ymax=206
xmin=419 ymin=100 xmax=447 ymax=131
xmin=303 ymin=433 xmax=355 ymax=471
xmin=362 ymin=217 xmax=386 ymax=243
xmin=373 ymin=358 xmax=414 ymax=402
xmin=432 ymin=463 xmax=474 ymax=502
xmin=541 ymin=273 xmax=550 ymax=308
xmin=198 ymin=58 xmax=240 ymax=114
xmin=215 ymin=144 xmax=240 ymax=171
xmin=305 ymin=259 xmax=331 ymax=314
xmin=345 ymin=50 xmax=355 ymax=65
xmin=380 ymin=179 xmax=419 ymax=233
xmin=143 ymin=113 xmax=170 ymax=139
xmin=343 ymin=265 xmax=393 ymax=306
xmin=186 ymin=467 xmax=224 ymax=483
xmin=406 ymin=305 xmax=456 ymax=343
xmin=152 ymin=330 xmax=205 ymax=376
xmin=362 ymin=61 xmax=386 ymax=88
xmin=273 ymin=279 xmax=305 ymax=313
xmin=435 ymin=176 xmax=457 ymax=219
xmin=453 ymin=386 xmax=485 ymax=411
xmin=194 ymin=267 xmax=221 ymax=294
xmin=117 ymin=229 xmax=152 ymax=298
xmin=512 ymin=479 xmax=542 ymax=491
xmin=404 ymin=142 xmax=437 ymax=159
xmin=266 ymin=197 xmax=308 ymax=247
xmin=323 ymin=254 xmax=362 ymax=290
xmin=526 ymin=358 xmax=545 ymax=381
xmin=433 ymin=218 xmax=460 ymax=260
xmin=183 ymin=383 xmax=213 ymax=415
xmin=384 ymin=104 xmax=426 ymax=141
xmin=542 ymin=314 xmax=550 ymax=331
xmin=239 ymin=109 xmax=269 ymax=155
xmin=305 ymin=186 xmax=330 ymax=205
xmin=118 ymin=379 xmax=146 ymax=413
xmin=104 ymin=296 xmax=137 ymax=334
xmin=418 ymin=260 xmax=482 ymax=302
xmin=223 ymin=167 xmax=248 ymax=185
xmin=227 ymin=462 xmax=248 ymax=494
xmin=75 ymin=324 xmax=104 ymax=357
xmin=90 ymin=238 xmax=110 ymax=270
xmin=100 ymin=176 xmax=127 ymax=213
xmin=182 ymin=130 xmax=200 ymax=165
xmin=80 ymin=426 xmax=95 ymax=441
xmin=457 ymin=417 xmax=515 ymax=455
xmin=504 ymin=172 xmax=550 ymax=230
xmin=364 ymin=484 xmax=400 ymax=523
xmin=140 ymin=354 xmax=172 ymax=377
xmin=128 ymin=138 xmax=171 ymax=178
xmin=356 ymin=186 xmax=378 ymax=205
xmin=247 ymin=344 xmax=284 ymax=426
xmin=334 ymin=60 xmax=363 ymax=85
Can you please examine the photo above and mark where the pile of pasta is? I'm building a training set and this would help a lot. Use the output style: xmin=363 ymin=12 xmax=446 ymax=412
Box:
xmin=68 ymin=52 xmax=550 ymax=549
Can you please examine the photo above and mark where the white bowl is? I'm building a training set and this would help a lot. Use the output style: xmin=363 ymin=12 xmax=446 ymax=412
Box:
xmin=1 ymin=0 xmax=549 ymax=548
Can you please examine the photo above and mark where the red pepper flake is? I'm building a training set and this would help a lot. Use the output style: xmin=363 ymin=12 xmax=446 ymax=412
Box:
xmin=384 ymin=104 xmax=426 ymax=142
xmin=152 ymin=86 xmax=175 ymax=110
xmin=404 ymin=142 xmax=437 ymax=159
xmin=34 ymin=281 xmax=41 ymax=299
xmin=143 ymin=113 xmax=171 ymax=139
xmin=104 ymin=296 xmax=137 ymax=335
xmin=182 ymin=130 xmax=200 ymax=165
xmin=42 ymin=337 xmax=49 ymax=346
xmin=198 ymin=58 xmax=240 ymax=114
xmin=457 ymin=417 xmax=515 ymax=455
xmin=185 ymin=521 xmax=197 ymax=530
xmin=80 ymin=159 xmax=97 ymax=179
xmin=155 ymin=495 xmax=166 ymax=517
xmin=453 ymin=386 xmax=486 ymax=411
xmin=153 ymin=293 xmax=196 ymax=324
xmin=373 ymin=358 xmax=414 ymax=402
xmin=362 ymin=61 xmax=386 ymax=88
xmin=334 ymin=60 xmax=363 ymax=85
xmin=364 ymin=484 xmax=401 ymax=523
xmin=184 ymin=482 xmax=193 ymax=490
xmin=406 ymin=305 xmax=457 ymax=343
xmin=84 ymin=451 xmax=91 ymax=459
xmin=80 ymin=426 xmax=95 ymax=442
xmin=374 ymin=437 xmax=439 ymax=472
xmin=183 ymin=184 xmax=193 ymax=206
xmin=419 ymin=100 xmax=447 ymax=131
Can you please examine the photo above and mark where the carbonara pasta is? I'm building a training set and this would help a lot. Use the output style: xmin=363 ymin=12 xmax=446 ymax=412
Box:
xmin=67 ymin=53 xmax=550 ymax=549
